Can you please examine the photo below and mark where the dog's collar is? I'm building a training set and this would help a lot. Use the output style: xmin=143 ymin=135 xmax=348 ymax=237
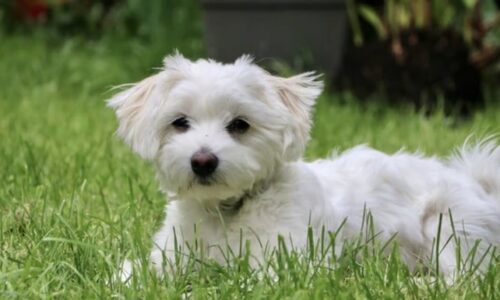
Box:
xmin=214 ymin=180 xmax=271 ymax=216
xmin=217 ymin=196 xmax=246 ymax=215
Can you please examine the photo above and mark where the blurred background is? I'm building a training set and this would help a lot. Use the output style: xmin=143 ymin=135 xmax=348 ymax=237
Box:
xmin=1 ymin=0 xmax=499 ymax=115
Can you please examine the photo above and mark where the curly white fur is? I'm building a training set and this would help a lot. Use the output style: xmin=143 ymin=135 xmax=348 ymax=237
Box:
xmin=108 ymin=53 xmax=500 ymax=280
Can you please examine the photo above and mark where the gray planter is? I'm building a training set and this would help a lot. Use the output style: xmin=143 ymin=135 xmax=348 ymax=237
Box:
xmin=201 ymin=0 xmax=347 ymax=78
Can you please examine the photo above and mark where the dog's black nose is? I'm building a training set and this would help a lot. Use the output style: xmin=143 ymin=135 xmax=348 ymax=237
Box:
xmin=191 ymin=149 xmax=219 ymax=177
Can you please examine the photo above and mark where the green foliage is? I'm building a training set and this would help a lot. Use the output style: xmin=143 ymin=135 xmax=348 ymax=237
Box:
xmin=1 ymin=35 xmax=500 ymax=299
xmin=123 ymin=0 xmax=202 ymax=41
xmin=0 ymin=0 xmax=202 ymax=42
xmin=347 ymin=0 xmax=499 ymax=46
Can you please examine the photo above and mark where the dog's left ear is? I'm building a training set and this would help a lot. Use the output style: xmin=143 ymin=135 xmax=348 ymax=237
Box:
xmin=270 ymin=72 xmax=323 ymax=160
xmin=107 ymin=53 xmax=191 ymax=159
xmin=107 ymin=74 xmax=163 ymax=159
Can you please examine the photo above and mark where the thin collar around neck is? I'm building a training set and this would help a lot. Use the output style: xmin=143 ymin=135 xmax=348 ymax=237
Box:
xmin=207 ymin=180 xmax=272 ymax=217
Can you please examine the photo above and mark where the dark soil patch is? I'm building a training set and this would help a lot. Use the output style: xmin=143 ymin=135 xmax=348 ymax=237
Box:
xmin=337 ymin=29 xmax=483 ymax=116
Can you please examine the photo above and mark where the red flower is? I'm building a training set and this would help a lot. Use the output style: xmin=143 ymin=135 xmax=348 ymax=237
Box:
xmin=16 ymin=0 xmax=49 ymax=20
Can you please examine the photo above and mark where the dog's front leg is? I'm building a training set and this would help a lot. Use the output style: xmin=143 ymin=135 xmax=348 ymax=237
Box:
xmin=117 ymin=224 xmax=188 ymax=283
xmin=148 ymin=222 xmax=193 ymax=278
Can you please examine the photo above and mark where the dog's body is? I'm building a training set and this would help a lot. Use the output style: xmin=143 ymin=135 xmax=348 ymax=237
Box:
xmin=109 ymin=54 xmax=500 ymax=279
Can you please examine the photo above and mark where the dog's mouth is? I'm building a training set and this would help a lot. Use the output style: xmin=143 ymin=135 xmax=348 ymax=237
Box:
xmin=189 ymin=173 xmax=220 ymax=187
xmin=197 ymin=176 xmax=216 ymax=186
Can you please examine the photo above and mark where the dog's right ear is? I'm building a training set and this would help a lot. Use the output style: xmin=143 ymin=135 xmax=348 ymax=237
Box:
xmin=268 ymin=72 xmax=323 ymax=161
xmin=107 ymin=53 xmax=190 ymax=160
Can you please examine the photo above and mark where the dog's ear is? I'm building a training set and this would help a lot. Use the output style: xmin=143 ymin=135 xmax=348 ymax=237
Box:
xmin=270 ymin=72 xmax=323 ymax=160
xmin=107 ymin=53 xmax=190 ymax=160
xmin=107 ymin=73 xmax=163 ymax=159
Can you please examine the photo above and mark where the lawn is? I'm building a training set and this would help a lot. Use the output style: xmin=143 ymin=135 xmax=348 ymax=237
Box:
xmin=1 ymin=34 xmax=500 ymax=299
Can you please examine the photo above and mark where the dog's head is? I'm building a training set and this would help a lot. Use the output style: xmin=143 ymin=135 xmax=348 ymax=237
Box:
xmin=108 ymin=53 xmax=322 ymax=204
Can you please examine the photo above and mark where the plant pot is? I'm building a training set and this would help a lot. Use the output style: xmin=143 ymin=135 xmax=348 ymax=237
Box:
xmin=201 ymin=0 xmax=347 ymax=78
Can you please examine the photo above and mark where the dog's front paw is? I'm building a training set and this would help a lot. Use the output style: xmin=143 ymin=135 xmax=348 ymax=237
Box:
xmin=118 ymin=259 xmax=135 ymax=283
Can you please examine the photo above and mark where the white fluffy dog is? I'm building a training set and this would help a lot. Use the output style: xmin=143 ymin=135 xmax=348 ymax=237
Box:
xmin=108 ymin=53 xmax=500 ymax=279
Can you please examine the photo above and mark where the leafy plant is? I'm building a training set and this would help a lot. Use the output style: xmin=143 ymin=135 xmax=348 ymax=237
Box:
xmin=0 ymin=0 xmax=202 ymax=41
xmin=347 ymin=0 xmax=500 ymax=69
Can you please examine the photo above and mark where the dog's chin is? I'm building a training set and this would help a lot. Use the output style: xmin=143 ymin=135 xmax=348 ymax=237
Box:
xmin=176 ymin=177 xmax=246 ymax=204
xmin=196 ymin=176 xmax=216 ymax=186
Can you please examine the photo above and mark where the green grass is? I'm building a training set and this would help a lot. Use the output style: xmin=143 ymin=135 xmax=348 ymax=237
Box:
xmin=1 ymin=34 xmax=500 ymax=299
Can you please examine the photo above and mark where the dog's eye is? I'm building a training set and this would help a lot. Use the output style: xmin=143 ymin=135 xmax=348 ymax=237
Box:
xmin=172 ymin=117 xmax=190 ymax=132
xmin=226 ymin=118 xmax=250 ymax=134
